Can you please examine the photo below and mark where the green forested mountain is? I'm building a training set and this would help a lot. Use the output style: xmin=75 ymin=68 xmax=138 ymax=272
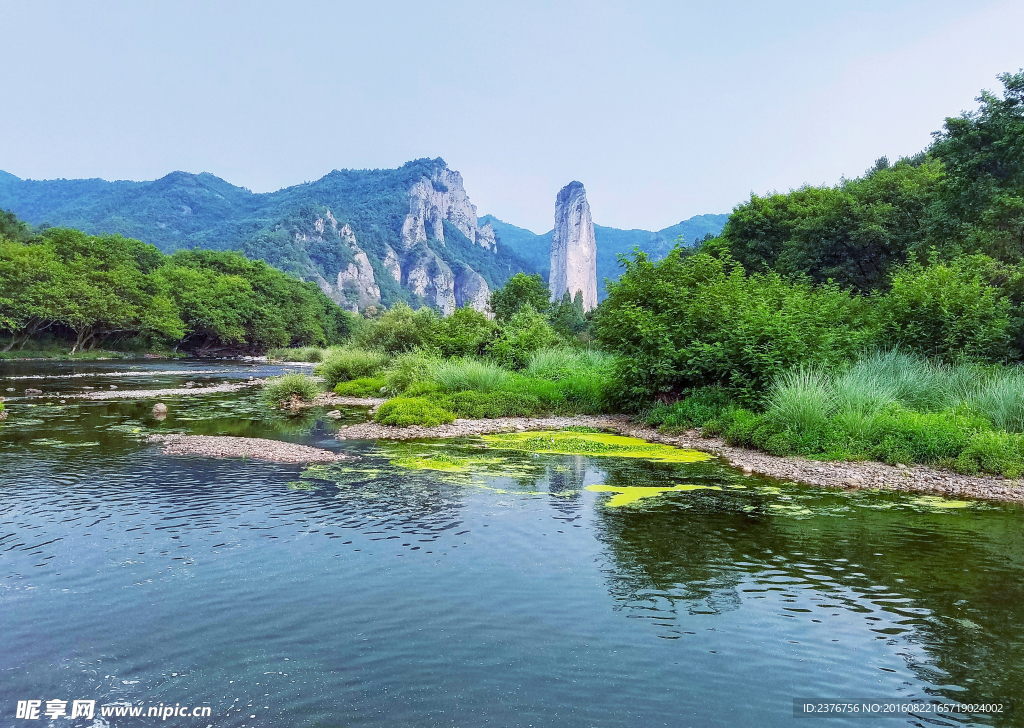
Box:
xmin=0 ymin=159 xmax=727 ymax=309
xmin=478 ymin=212 xmax=729 ymax=296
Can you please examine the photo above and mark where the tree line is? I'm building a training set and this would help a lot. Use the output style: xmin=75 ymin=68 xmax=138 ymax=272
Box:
xmin=0 ymin=218 xmax=353 ymax=354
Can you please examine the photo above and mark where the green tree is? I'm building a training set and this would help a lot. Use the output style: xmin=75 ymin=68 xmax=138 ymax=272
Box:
xmin=489 ymin=272 xmax=550 ymax=322
xmin=929 ymin=71 xmax=1024 ymax=260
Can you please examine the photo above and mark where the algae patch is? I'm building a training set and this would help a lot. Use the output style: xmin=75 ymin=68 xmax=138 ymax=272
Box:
xmin=482 ymin=430 xmax=713 ymax=463
xmin=586 ymin=483 xmax=721 ymax=507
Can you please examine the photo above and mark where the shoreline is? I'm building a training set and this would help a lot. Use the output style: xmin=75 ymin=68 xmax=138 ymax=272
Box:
xmin=333 ymin=414 xmax=1024 ymax=505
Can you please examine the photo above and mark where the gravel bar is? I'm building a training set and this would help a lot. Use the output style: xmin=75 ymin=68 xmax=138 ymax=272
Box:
xmin=149 ymin=434 xmax=346 ymax=463
xmin=336 ymin=413 xmax=1024 ymax=504
xmin=69 ymin=380 xmax=263 ymax=400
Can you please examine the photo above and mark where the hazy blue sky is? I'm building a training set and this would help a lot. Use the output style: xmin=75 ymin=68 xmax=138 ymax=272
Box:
xmin=2 ymin=1 xmax=1021 ymax=232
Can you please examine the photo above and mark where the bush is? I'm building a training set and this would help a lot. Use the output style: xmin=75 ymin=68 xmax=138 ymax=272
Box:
xmin=381 ymin=351 xmax=441 ymax=394
xmin=423 ymin=306 xmax=495 ymax=357
xmin=373 ymin=397 xmax=456 ymax=427
xmin=876 ymin=257 xmax=1014 ymax=362
xmin=644 ymin=387 xmax=736 ymax=432
xmin=352 ymin=302 xmax=435 ymax=354
xmin=438 ymin=390 xmax=544 ymax=418
xmin=262 ymin=373 xmax=320 ymax=405
xmin=485 ymin=305 xmax=559 ymax=369
xmin=955 ymin=430 xmax=1024 ymax=477
xmin=868 ymin=408 xmax=983 ymax=464
xmin=316 ymin=347 xmax=389 ymax=387
xmin=333 ymin=377 xmax=386 ymax=397
xmin=596 ymin=251 xmax=874 ymax=405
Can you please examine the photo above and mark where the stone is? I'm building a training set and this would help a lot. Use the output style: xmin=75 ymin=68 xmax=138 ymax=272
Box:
xmin=25 ymin=388 xmax=42 ymax=395
xmin=454 ymin=268 xmax=492 ymax=315
xmin=549 ymin=181 xmax=598 ymax=311
xmin=152 ymin=403 xmax=169 ymax=417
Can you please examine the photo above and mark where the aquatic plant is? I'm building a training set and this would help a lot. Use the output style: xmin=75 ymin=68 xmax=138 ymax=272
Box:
xmin=586 ymin=483 xmax=721 ymax=507
xmin=261 ymin=372 xmax=321 ymax=406
xmin=481 ymin=430 xmax=713 ymax=463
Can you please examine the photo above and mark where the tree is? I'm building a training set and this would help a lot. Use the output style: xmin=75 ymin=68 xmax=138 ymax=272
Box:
xmin=488 ymin=273 xmax=550 ymax=321
xmin=929 ymin=71 xmax=1024 ymax=260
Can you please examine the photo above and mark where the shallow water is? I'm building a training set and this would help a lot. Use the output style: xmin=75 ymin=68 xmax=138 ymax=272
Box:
xmin=2 ymin=361 xmax=1023 ymax=727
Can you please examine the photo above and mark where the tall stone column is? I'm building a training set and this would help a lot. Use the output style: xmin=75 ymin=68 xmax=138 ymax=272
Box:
xmin=549 ymin=181 xmax=598 ymax=311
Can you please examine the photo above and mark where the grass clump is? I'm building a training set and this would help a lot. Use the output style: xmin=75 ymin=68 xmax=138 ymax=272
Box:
xmin=316 ymin=347 xmax=389 ymax=387
xmin=373 ymin=397 xmax=456 ymax=427
xmin=268 ymin=346 xmax=325 ymax=362
xmin=333 ymin=377 xmax=387 ymax=397
xmin=262 ymin=373 xmax=321 ymax=406
xmin=438 ymin=390 xmax=544 ymax=419
xmin=431 ymin=357 xmax=511 ymax=392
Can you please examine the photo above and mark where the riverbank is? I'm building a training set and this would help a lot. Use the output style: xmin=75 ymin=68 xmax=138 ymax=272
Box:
xmin=333 ymin=414 xmax=1024 ymax=504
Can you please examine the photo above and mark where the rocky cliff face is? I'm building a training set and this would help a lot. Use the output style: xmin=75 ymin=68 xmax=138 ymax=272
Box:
xmin=294 ymin=209 xmax=382 ymax=313
xmin=549 ymin=181 xmax=598 ymax=311
xmin=401 ymin=167 xmax=496 ymax=251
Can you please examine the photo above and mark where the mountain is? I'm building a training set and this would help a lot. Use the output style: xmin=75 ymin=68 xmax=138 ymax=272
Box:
xmin=0 ymin=160 xmax=533 ymax=315
xmin=479 ymin=211 xmax=729 ymax=297
xmin=0 ymin=162 xmax=729 ymax=309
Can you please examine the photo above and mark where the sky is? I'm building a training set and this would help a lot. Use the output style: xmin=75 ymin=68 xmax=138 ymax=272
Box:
xmin=1 ymin=0 xmax=1022 ymax=233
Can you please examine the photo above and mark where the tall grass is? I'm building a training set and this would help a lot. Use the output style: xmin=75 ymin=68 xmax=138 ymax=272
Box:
xmin=765 ymin=366 xmax=834 ymax=433
xmin=430 ymin=357 xmax=511 ymax=392
xmin=523 ymin=347 xmax=615 ymax=380
xmin=315 ymin=347 xmax=389 ymax=387
xmin=268 ymin=346 xmax=325 ymax=362
xmin=261 ymin=372 xmax=321 ymax=406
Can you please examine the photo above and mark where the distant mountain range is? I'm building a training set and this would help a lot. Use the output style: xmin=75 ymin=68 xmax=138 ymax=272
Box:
xmin=0 ymin=160 xmax=728 ymax=310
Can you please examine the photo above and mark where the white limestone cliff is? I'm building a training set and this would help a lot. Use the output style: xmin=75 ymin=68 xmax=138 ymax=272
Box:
xmin=401 ymin=167 xmax=495 ymax=250
xmin=549 ymin=181 xmax=598 ymax=311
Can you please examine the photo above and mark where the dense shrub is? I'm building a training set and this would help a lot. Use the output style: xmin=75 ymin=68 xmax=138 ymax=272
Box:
xmin=488 ymin=273 xmax=550 ymax=322
xmin=485 ymin=305 xmax=559 ymax=369
xmin=316 ymin=347 xmax=389 ymax=387
xmin=423 ymin=306 xmax=495 ymax=357
xmin=333 ymin=377 xmax=386 ymax=397
xmin=381 ymin=351 xmax=442 ymax=394
xmin=595 ymin=251 xmax=874 ymax=405
xmin=438 ymin=390 xmax=544 ymax=418
xmin=875 ymin=257 xmax=1014 ymax=361
xmin=373 ymin=397 xmax=455 ymax=427
xmin=261 ymin=373 xmax=320 ymax=405
xmin=352 ymin=303 xmax=435 ymax=354
xmin=644 ymin=387 xmax=736 ymax=432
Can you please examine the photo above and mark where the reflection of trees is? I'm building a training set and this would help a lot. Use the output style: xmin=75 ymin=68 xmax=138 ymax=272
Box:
xmin=593 ymin=460 xmax=1024 ymax=708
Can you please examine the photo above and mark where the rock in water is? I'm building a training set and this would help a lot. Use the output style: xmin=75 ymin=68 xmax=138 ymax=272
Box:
xmin=549 ymin=181 xmax=598 ymax=311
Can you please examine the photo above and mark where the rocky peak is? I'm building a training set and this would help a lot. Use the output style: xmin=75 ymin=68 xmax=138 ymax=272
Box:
xmin=549 ymin=181 xmax=598 ymax=311
xmin=401 ymin=164 xmax=496 ymax=251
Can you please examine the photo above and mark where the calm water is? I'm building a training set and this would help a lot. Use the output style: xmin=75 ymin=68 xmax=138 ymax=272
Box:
xmin=2 ymin=361 xmax=1023 ymax=727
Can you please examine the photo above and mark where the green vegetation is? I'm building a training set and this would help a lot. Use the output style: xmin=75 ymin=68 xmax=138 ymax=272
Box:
xmin=585 ymin=483 xmax=721 ymax=507
xmin=332 ymin=377 xmax=386 ymax=397
xmin=645 ymin=351 xmax=1024 ymax=477
xmin=315 ymin=347 xmax=389 ymax=387
xmin=482 ymin=430 xmax=714 ymax=462
xmin=261 ymin=373 xmax=321 ymax=407
xmin=0 ymin=225 xmax=353 ymax=355
xmin=374 ymin=397 xmax=456 ymax=427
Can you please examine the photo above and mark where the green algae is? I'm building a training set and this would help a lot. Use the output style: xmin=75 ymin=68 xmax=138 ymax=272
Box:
xmin=908 ymin=495 xmax=973 ymax=509
xmin=392 ymin=452 xmax=477 ymax=472
xmin=586 ymin=483 xmax=721 ymax=507
xmin=286 ymin=481 xmax=321 ymax=491
xmin=481 ymin=430 xmax=714 ymax=463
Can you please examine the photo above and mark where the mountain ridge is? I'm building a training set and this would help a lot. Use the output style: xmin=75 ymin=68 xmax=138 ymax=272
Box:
xmin=0 ymin=161 xmax=729 ymax=307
